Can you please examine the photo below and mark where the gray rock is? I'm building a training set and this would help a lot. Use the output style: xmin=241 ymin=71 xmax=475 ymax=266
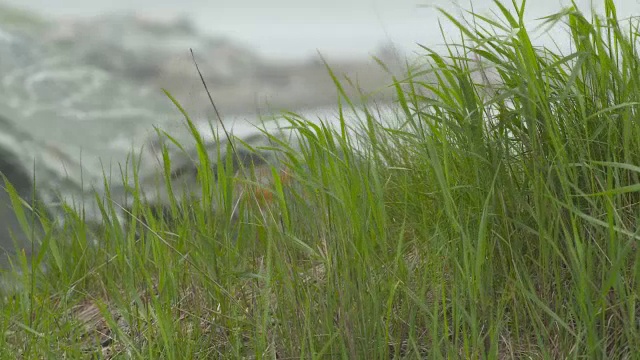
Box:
xmin=42 ymin=12 xmax=401 ymax=115
xmin=45 ymin=13 xmax=259 ymax=86
xmin=0 ymin=130 xmax=41 ymax=269
xmin=0 ymin=8 xmax=402 ymax=273
xmin=0 ymin=24 xmax=191 ymax=266
xmin=0 ymin=23 xmax=303 ymax=270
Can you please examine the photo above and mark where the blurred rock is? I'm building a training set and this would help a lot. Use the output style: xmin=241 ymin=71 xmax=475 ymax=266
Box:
xmin=40 ymin=12 xmax=403 ymax=115
xmin=0 ymin=5 xmax=406 ymax=272
xmin=0 ymin=22 xmax=185 ymax=268
xmin=45 ymin=13 xmax=261 ymax=85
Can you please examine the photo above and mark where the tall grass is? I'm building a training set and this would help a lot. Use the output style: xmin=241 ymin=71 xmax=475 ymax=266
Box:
xmin=2 ymin=0 xmax=640 ymax=358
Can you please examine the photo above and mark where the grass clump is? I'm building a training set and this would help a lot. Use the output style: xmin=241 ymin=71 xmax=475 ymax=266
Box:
xmin=2 ymin=0 xmax=640 ymax=358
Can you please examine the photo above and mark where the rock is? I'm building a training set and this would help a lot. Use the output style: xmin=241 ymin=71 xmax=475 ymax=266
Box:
xmin=0 ymin=6 xmax=403 ymax=272
xmin=0 ymin=24 xmax=190 ymax=267
xmin=44 ymin=13 xmax=260 ymax=86
xmin=0 ymin=22 xmax=307 ymax=270
xmin=41 ymin=12 xmax=401 ymax=115
xmin=0 ymin=129 xmax=42 ymax=269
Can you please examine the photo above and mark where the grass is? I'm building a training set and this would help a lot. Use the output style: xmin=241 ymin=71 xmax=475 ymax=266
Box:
xmin=2 ymin=0 xmax=640 ymax=358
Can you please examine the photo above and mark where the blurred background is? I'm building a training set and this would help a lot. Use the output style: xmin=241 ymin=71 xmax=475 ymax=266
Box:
xmin=1 ymin=0 xmax=639 ymax=118
xmin=3 ymin=0 xmax=429 ymax=60
xmin=1 ymin=0 xmax=639 ymax=220
xmin=3 ymin=0 xmax=639 ymax=57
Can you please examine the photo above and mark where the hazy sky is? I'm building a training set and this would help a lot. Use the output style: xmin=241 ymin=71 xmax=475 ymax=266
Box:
xmin=3 ymin=0 xmax=640 ymax=59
